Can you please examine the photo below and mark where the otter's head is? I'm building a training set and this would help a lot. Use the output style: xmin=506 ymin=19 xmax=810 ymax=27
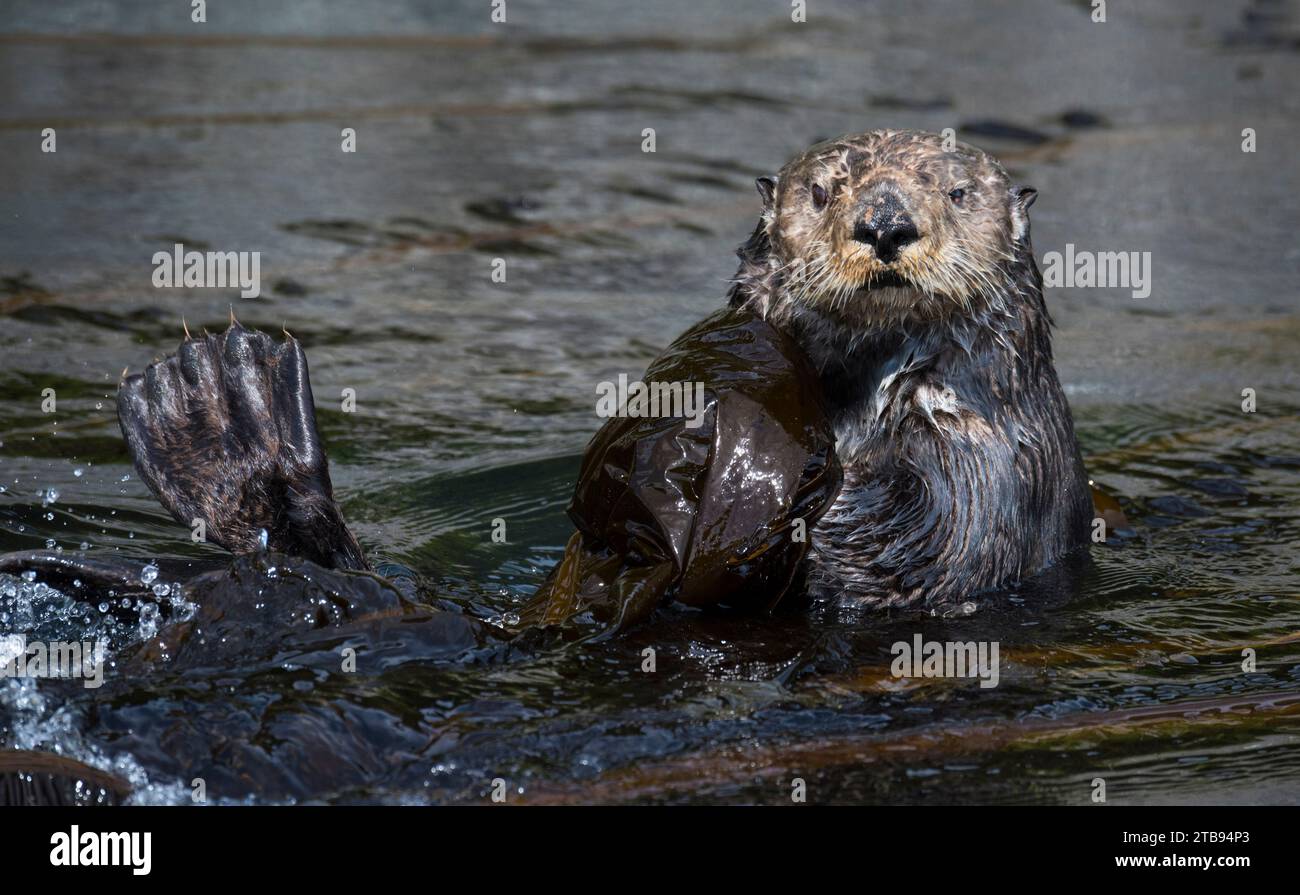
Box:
xmin=732 ymin=129 xmax=1038 ymax=329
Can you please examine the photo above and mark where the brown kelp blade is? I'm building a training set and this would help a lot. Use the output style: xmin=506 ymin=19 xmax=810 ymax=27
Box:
xmin=520 ymin=307 xmax=841 ymax=634
xmin=516 ymin=689 xmax=1300 ymax=804
xmin=0 ymin=750 xmax=131 ymax=806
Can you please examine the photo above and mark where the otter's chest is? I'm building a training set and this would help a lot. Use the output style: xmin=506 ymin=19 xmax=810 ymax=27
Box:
xmin=829 ymin=379 xmax=990 ymax=462
xmin=802 ymin=365 xmax=1090 ymax=607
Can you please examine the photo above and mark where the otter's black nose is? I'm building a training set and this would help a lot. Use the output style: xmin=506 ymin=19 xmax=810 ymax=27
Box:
xmin=852 ymin=197 xmax=919 ymax=264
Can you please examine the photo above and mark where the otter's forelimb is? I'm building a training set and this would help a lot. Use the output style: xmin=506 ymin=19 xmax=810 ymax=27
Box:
xmin=117 ymin=320 xmax=368 ymax=571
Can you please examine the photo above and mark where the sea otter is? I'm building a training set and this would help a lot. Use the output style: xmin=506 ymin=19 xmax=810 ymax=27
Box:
xmin=524 ymin=129 xmax=1092 ymax=624
xmin=725 ymin=129 xmax=1092 ymax=608
xmin=2 ymin=129 xmax=1091 ymax=635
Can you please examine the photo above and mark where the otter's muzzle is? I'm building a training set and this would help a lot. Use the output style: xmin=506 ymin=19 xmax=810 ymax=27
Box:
xmin=851 ymin=194 xmax=919 ymax=264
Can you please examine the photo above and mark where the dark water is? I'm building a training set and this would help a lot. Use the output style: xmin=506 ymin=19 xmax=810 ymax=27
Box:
xmin=1 ymin=0 xmax=1299 ymax=804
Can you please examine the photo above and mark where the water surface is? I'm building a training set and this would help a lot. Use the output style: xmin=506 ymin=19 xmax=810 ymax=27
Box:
xmin=1 ymin=0 xmax=1298 ymax=804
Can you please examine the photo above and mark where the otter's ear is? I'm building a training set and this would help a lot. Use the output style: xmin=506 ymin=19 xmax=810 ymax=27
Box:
xmin=755 ymin=176 xmax=778 ymax=211
xmin=1010 ymin=186 xmax=1037 ymax=242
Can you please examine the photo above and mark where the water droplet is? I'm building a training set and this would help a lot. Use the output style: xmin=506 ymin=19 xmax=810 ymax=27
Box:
xmin=138 ymin=602 xmax=160 ymax=640
xmin=140 ymin=564 xmax=159 ymax=585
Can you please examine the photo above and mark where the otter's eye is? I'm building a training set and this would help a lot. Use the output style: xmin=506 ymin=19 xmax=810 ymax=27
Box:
xmin=948 ymin=188 xmax=966 ymax=204
xmin=810 ymin=183 xmax=829 ymax=211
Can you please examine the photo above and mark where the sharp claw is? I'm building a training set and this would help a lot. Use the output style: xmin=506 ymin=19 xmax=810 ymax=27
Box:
xmin=229 ymin=304 xmax=239 ymax=326
xmin=120 ymin=366 xmax=130 ymax=382
xmin=182 ymin=317 xmax=192 ymax=340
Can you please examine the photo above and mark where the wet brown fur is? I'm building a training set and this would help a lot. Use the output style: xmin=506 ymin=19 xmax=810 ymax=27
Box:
xmin=730 ymin=129 xmax=1092 ymax=608
xmin=117 ymin=321 xmax=367 ymax=571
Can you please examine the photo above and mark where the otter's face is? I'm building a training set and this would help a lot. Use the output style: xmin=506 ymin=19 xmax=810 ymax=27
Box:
xmin=751 ymin=130 xmax=1037 ymax=326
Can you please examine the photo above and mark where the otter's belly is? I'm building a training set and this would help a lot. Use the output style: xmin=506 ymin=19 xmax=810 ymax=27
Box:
xmin=804 ymin=424 xmax=1091 ymax=608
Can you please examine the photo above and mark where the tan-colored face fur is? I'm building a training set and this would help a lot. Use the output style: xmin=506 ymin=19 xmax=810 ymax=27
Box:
xmin=758 ymin=130 xmax=1034 ymax=328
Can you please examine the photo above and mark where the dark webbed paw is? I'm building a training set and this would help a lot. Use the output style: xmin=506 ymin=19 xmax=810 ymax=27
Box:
xmin=117 ymin=319 xmax=367 ymax=570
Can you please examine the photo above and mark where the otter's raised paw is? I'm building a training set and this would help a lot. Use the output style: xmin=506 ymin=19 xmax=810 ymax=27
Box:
xmin=117 ymin=319 xmax=367 ymax=570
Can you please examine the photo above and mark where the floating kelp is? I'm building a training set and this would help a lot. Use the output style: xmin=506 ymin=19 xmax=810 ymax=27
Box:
xmin=513 ymin=689 xmax=1300 ymax=805
xmin=517 ymin=307 xmax=842 ymax=634
xmin=0 ymin=750 xmax=131 ymax=806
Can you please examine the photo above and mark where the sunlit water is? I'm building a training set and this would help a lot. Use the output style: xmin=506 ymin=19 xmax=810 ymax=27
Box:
xmin=1 ymin=0 xmax=1298 ymax=803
